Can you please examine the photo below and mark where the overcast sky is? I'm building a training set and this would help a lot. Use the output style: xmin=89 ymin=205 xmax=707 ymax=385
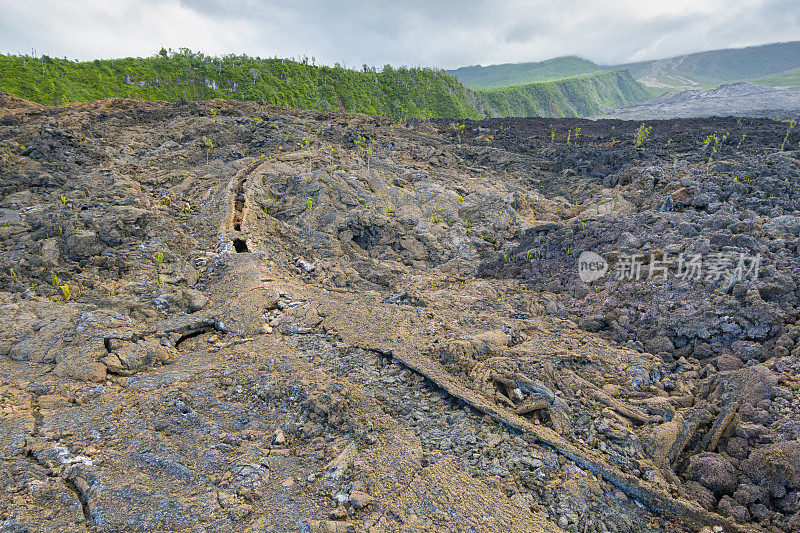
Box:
xmin=1 ymin=0 xmax=799 ymax=69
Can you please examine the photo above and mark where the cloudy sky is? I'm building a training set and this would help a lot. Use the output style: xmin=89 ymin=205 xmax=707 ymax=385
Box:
xmin=1 ymin=0 xmax=799 ymax=68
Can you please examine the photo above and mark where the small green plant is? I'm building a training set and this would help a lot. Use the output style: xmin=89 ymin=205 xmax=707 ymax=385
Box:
xmin=781 ymin=119 xmax=797 ymax=152
xmin=703 ymin=132 xmax=726 ymax=167
xmin=384 ymin=206 xmax=394 ymax=215
xmin=306 ymin=197 xmax=313 ymax=210
xmin=58 ymin=225 xmax=63 ymax=236
xmin=737 ymin=133 xmax=746 ymax=150
xmin=452 ymin=122 xmax=465 ymax=142
xmin=60 ymin=284 xmax=71 ymax=302
xmin=458 ymin=194 xmax=464 ymax=203
xmin=59 ymin=195 xmax=66 ymax=204
xmin=523 ymin=251 xmax=533 ymax=261
xmin=202 ymin=136 xmax=214 ymax=164
xmin=633 ymin=124 xmax=652 ymax=148
xmin=8 ymin=268 xmax=15 ymax=277
xmin=52 ymin=274 xmax=60 ymax=288
xmin=156 ymin=252 xmax=164 ymax=264
xmin=156 ymin=275 xmax=163 ymax=284
xmin=464 ymin=219 xmax=471 ymax=234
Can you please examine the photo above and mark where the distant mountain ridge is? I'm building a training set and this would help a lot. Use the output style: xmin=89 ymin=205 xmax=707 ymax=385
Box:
xmin=616 ymin=41 xmax=800 ymax=89
xmin=447 ymin=56 xmax=602 ymax=90
xmin=450 ymin=41 xmax=800 ymax=92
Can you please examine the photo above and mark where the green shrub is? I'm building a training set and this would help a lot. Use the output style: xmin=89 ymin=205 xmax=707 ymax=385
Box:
xmin=0 ymin=50 xmax=480 ymax=119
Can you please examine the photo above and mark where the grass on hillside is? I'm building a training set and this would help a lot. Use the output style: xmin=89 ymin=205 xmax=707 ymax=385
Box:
xmin=448 ymin=56 xmax=603 ymax=90
xmin=751 ymin=67 xmax=800 ymax=89
xmin=473 ymin=69 xmax=651 ymax=118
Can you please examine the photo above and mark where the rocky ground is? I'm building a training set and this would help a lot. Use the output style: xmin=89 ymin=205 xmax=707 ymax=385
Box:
xmin=604 ymin=83 xmax=800 ymax=120
xmin=1 ymin=94 xmax=800 ymax=532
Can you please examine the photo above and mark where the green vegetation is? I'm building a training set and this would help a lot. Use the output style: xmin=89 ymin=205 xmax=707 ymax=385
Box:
xmin=473 ymin=69 xmax=650 ymax=118
xmin=448 ymin=56 xmax=603 ymax=90
xmin=702 ymin=133 xmax=727 ymax=167
xmin=781 ymin=119 xmax=797 ymax=151
xmin=752 ymin=67 xmax=800 ymax=89
xmin=0 ymin=49 xmax=479 ymax=119
xmin=633 ymin=124 xmax=652 ymax=148
xmin=18 ymin=42 xmax=797 ymax=119
xmin=201 ymin=136 xmax=214 ymax=163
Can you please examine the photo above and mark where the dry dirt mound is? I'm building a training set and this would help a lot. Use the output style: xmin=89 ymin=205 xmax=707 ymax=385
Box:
xmin=1 ymin=97 xmax=799 ymax=532
xmin=0 ymin=92 xmax=42 ymax=117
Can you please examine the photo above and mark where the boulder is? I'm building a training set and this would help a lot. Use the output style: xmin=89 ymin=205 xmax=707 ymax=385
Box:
xmin=688 ymin=452 xmax=738 ymax=496
xmin=743 ymin=441 xmax=800 ymax=493
xmin=40 ymin=237 xmax=62 ymax=266
xmin=683 ymin=481 xmax=716 ymax=510
xmin=66 ymin=230 xmax=104 ymax=260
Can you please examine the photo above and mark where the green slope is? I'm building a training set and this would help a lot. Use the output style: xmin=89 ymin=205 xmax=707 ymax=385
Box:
xmin=0 ymin=49 xmax=479 ymax=119
xmin=751 ymin=67 xmax=800 ymax=89
xmin=615 ymin=41 xmax=800 ymax=89
xmin=473 ymin=69 xmax=650 ymax=118
xmin=447 ymin=56 xmax=602 ymax=90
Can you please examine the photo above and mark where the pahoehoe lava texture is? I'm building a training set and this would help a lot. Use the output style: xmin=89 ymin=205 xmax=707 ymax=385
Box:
xmin=1 ymin=93 xmax=800 ymax=532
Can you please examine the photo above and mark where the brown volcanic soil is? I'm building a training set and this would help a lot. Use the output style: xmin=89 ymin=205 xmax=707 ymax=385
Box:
xmin=1 ymin=95 xmax=800 ymax=532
